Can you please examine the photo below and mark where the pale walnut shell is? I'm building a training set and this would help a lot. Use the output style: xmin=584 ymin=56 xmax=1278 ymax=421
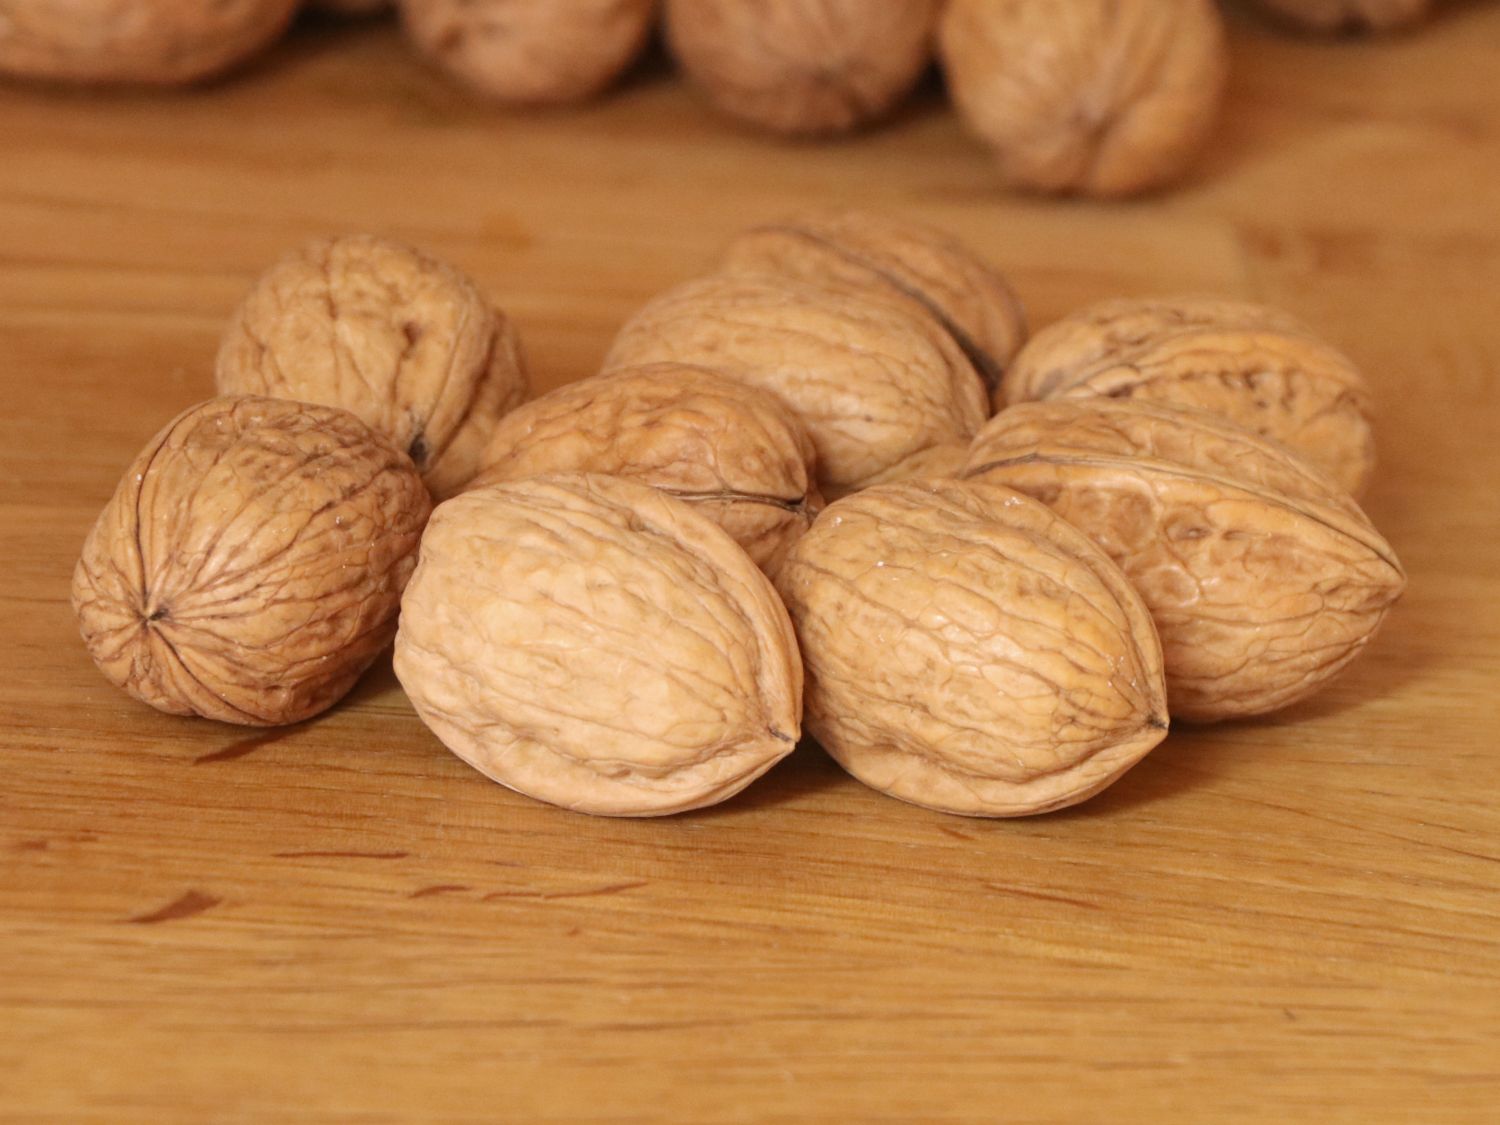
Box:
xmin=394 ymin=474 xmax=803 ymax=817
xmin=1253 ymin=0 xmax=1430 ymax=33
xmin=964 ymin=399 xmax=1406 ymax=723
xmin=0 ymin=0 xmax=299 ymax=85
xmin=470 ymin=363 xmax=823 ymax=575
xmin=719 ymin=210 xmax=1027 ymax=396
xmin=602 ymin=272 xmax=989 ymax=496
xmin=1002 ymin=296 xmax=1376 ymax=496
xmin=399 ymin=0 xmax=656 ymax=104
xmin=664 ymin=0 xmax=941 ymax=136
xmin=72 ymin=396 xmax=430 ymax=726
xmin=778 ymin=479 xmax=1167 ymax=817
xmin=939 ymin=0 xmax=1228 ymax=198
xmin=215 ymin=234 xmax=529 ymax=501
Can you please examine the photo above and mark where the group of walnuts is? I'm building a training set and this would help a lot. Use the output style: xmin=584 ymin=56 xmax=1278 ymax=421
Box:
xmin=1 ymin=0 xmax=1444 ymax=198
xmin=73 ymin=214 xmax=1405 ymax=819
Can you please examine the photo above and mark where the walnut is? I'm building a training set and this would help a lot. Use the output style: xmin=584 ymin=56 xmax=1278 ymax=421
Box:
xmin=963 ymin=399 xmax=1406 ymax=722
xmin=777 ymin=478 xmax=1167 ymax=817
xmin=719 ymin=210 xmax=1027 ymax=396
xmin=215 ymin=234 xmax=529 ymax=501
xmin=1001 ymin=296 xmax=1376 ymax=496
xmin=938 ymin=0 xmax=1228 ymax=197
xmin=663 ymin=0 xmax=941 ymax=136
xmin=72 ymin=397 xmax=430 ymax=726
xmin=470 ymin=364 xmax=822 ymax=575
xmin=398 ymin=0 xmax=657 ymax=104
xmin=0 ymin=0 xmax=299 ymax=85
xmin=1251 ymin=0 xmax=1430 ymax=33
xmin=394 ymin=474 xmax=802 ymax=816
xmin=603 ymin=272 xmax=989 ymax=496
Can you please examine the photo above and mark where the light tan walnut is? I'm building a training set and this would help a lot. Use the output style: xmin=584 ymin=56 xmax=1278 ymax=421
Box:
xmin=603 ymin=272 xmax=989 ymax=496
xmin=777 ymin=478 xmax=1168 ymax=817
xmin=216 ymin=234 xmax=528 ymax=501
xmin=1001 ymin=296 xmax=1376 ymax=495
xmin=964 ymin=399 xmax=1406 ymax=722
xmin=0 ymin=0 xmax=299 ymax=85
xmin=939 ymin=0 xmax=1228 ymax=197
xmin=72 ymin=397 xmax=430 ymax=726
xmin=719 ymin=210 xmax=1027 ymax=396
xmin=1251 ymin=0 xmax=1430 ymax=33
xmin=664 ymin=0 xmax=941 ymax=136
xmin=394 ymin=474 xmax=803 ymax=817
xmin=399 ymin=0 xmax=657 ymax=104
xmin=470 ymin=364 xmax=822 ymax=575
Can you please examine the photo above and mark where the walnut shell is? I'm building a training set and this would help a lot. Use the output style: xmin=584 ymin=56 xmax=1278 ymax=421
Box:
xmin=964 ymin=399 xmax=1406 ymax=722
xmin=664 ymin=0 xmax=941 ymax=136
xmin=399 ymin=0 xmax=656 ymax=104
xmin=939 ymin=0 xmax=1228 ymax=198
xmin=603 ymin=272 xmax=989 ymax=496
xmin=1001 ymin=296 xmax=1376 ymax=496
xmin=215 ymin=234 xmax=529 ymax=501
xmin=0 ymin=0 xmax=299 ymax=85
xmin=778 ymin=479 xmax=1167 ymax=816
xmin=72 ymin=397 xmax=430 ymax=726
xmin=1252 ymin=0 xmax=1430 ymax=33
xmin=719 ymin=210 xmax=1027 ymax=396
xmin=394 ymin=474 xmax=802 ymax=817
xmin=470 ymin=364 xmax=822 ymax=575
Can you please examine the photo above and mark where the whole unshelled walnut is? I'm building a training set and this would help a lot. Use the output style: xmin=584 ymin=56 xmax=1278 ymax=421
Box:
xmin=603 ymin=272 xmax=989 ymax=496
xmin=215 ymin=234 xmax=528 ymax=501
xmin=664 ymin=0 xmax=941 ymax=136
xmin=939 ymin=0 xmax=1228 ymax=197
xmin=72 ymin=397 xmax=430 ymax=726
xmin=964 ymin=399 xmax=1406 ymax=722
xmin=779 ymin=478 xmax=1167 ymax=816
xmin=719 ymin=210 xmax=1027 ymax=395
xmin=470 ymin=364 xmax=822 ymax=575
xmin=0 ymin=0 xmax=299 ymax=85
xmin=395 ymin=474 xmax=803 ymax=817
xmin=399 ymin=0 xmax=657 ymax=104
xmin=1001 ymin=296 xmax=1376 ymax=495
xmin=1252 ymin=0 xmax=1430 ymax=33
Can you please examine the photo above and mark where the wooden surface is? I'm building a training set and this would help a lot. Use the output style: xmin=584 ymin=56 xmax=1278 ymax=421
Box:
xmin=3 ymin=9 xmax=1499 ymax=1123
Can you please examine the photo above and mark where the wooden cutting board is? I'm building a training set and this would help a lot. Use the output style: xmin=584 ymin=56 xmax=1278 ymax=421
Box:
xmin=3 ymin=9 xmax=1497 ymax=1122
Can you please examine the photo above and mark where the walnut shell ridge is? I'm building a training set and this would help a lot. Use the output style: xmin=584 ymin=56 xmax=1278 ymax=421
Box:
xmin=603 ymin=272 xmax=989 ymax=496
xmin=470 ymin=363 xmax=823 ymax=575
xmin=72 ymin=396 xmax=431 ymax=726
xmin=939 ymin=0 xmax=1228 ymax=198
xmin=664 ymin=0 xmax=941 ymax=136
xmin=399 ymin=0 xmax=657 ymax=104
xmin=1001 ymin=295 xmax=1376 ymax=495
xmin=215 ymin=234 xmax=529 ymax=501
xmin=0 ymin=0 xmax=299 ymax=85
xmin=394 ymin=474 xmax=803 ymax=817
xmin=964 ymin=399 xmax=1406 ymax=722
xmin=778 ymin=479 xmax=1168 ymax=817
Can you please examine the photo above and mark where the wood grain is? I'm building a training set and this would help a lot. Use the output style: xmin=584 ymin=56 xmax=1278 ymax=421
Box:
xmin=3 ymin=8 xmax=1499 ymax=1123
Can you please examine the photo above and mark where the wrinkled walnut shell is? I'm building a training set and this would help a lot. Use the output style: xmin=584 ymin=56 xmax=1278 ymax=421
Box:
xmin=0 ymin=0 xmax=299 ymax=85
xmin=394 ymin=474 xmax=803 ymax=817
xmin=72 ymin=396 xmax=430 ymax=726
xmin=603 ymin=272 xmax=989 ymax=496
xmin=470 ymin=363 xmax=823 ymax=575
xmin=964 ymin=399 xmax=1405 ymax=722
xmin=719 ymin=210 xmax=1027 ymax=395
xmin=399 ymin=0 xmax=657 ymax=104
xmin=1252 ymin=0 xmax=1430 ymax=33
xmin=215 ymin=234 xmax=529 ymax=501
xmin=664 ymin=0 xmax=941 ymax=136
xmin=939 ymin=0 xmax=1228 ymax=197
xmin=1001 ymin=296 xmax=1376 ymax=495
xmin=778 ymin=479 xmax=1168 ymax=817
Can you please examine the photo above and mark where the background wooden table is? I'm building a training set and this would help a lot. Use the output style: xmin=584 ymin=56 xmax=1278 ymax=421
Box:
xmin=3 ymin=8 xmax=1498 ymax=1122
